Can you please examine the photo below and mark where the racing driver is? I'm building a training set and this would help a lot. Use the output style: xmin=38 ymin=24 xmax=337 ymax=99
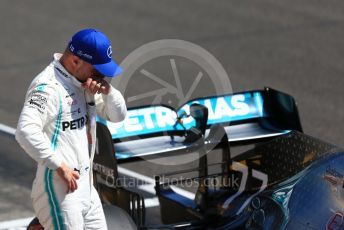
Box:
xmin=15 ymin=28 xmax=127 ymax=229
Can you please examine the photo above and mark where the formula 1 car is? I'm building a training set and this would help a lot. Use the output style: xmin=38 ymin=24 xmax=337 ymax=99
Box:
xmin=28 ymin=88 xmax=343 ymax=230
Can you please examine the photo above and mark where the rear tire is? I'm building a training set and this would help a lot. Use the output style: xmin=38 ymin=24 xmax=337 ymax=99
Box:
xmin=103 ymin=205 xmax=137 ymax=230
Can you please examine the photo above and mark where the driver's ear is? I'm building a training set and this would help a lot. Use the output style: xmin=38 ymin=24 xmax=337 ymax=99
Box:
xmin=71 ymin=55 xmax=83 ymax=69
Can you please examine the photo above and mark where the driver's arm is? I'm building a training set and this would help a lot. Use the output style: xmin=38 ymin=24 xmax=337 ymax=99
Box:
xmin=15 ymin=83 xmax=63 ymax=170
xmin=95 ymin=84 xmax=127 ymax=123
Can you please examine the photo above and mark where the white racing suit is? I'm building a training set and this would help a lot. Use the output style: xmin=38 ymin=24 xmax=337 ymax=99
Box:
xmin=15 ymin=53 xmax=127 ymax=230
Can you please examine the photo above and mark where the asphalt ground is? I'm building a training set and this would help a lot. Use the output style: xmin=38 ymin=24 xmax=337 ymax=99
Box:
xmin=0 ymin=0 xmax=344 ymax=227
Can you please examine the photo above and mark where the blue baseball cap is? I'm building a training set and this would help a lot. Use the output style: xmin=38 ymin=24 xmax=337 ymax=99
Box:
xmin=68 ymin=28 xmax=122 ymax=77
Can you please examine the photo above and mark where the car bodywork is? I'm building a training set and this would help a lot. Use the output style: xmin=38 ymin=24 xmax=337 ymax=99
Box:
xmin=92 ymin=87 xmax=344 ymax=229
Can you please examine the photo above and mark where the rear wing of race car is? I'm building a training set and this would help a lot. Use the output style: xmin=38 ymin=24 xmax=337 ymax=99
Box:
xmin=96 ymin=87 xmax=302 ymax=161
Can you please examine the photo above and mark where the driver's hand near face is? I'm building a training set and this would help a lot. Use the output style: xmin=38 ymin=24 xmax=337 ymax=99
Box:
xmin=81 ymin=77 xmax=111 ymax=95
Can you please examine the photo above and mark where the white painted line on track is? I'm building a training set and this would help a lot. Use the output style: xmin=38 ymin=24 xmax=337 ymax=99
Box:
xmin=118 ymin=166 xmax=155 ymax=184
xmin=118 ymin=166 xmax=195 ymax=200
xmin=0 ymin=217 xmax=33 ymax=230
xmin=169 ymin=186 xmax=195 ymax=200
xmin=143 ymin=197 xmax=160 ymax=208
xmin=137 ymin=184 xmax=156 ymax=194
xmin=0 ymin=123 xmax=16 ymax=136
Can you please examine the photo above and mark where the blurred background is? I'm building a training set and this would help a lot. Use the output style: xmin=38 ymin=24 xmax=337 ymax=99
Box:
xmin=0 ymin=0 xmax=343 ymax=227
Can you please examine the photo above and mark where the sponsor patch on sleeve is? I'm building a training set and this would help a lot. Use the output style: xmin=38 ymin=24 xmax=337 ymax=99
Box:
xmin=27 ymin=87 xmax=49 ymax=114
